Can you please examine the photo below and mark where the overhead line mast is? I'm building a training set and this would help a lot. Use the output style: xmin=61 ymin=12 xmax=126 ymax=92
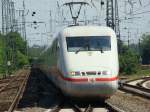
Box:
xmin=106 ymin=0 xmax=114 ymax=29
xmin=114 ymin=0 xmax=120 ymax=40
xmin=106 ymin=0 xmax=120 ymax=52
xmin=1 ymin=0 xmax=15 ymax=34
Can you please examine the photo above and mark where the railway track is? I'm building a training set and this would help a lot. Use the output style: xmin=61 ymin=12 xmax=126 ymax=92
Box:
xmin=49 ymin=101 xmax=124 ymax=112
xmin=119 ymin=77 xmax=150 ymax=99
xmin=0 ymin=69 xmax=30 ymax=112
xmin=137 ymin=78 xmax=150 ymax=89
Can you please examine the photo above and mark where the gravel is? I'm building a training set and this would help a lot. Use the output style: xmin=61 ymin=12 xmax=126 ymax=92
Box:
xmin=107 ymin=91 xmax=150 ymax=112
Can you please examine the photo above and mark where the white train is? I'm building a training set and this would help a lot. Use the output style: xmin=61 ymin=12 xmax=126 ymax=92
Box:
xmin=39 ymin=26 xmax=119 ymax=99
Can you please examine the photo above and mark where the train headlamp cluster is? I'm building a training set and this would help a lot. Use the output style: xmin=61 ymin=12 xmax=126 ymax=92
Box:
xmin=70 ymin=71 xmax=80 ymax=76
xmin=102 ymin=70 xmax=111 ymax=75
xmin=70 ymin=70 xmax=111 ymax=76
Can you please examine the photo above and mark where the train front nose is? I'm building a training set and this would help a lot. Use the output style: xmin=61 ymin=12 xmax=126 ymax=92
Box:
xmin=63 ymin=77 xmax=118 ymax=98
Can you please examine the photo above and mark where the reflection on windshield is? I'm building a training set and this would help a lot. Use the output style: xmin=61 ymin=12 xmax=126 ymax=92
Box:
xmin=66 ymin=36 xmax=111 ymax=52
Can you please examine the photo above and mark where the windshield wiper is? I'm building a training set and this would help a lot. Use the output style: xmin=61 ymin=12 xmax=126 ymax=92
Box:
xmin=75 ymin=43 xmax=89 ymax=54
xmin=96 ymin=42 xmax=104 ymax=53
xmin=75 ymin=47 xmax=82 ymax=54
xmin=99 ymin=47 xmax=104 ymax=53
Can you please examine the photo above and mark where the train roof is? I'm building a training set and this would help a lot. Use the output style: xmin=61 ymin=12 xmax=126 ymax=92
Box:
xmin=61 ymin=26 xmax=116 ymax=38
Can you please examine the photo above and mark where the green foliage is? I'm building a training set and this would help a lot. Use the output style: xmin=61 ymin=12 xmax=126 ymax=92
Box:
xmin=0 ymin=36 xmax=4 ymax=64
xmin=16 ymin=51 xmax=29 ymax=68
xmin=6 ymin=32 xmax=26 ymax=54
xmin=0 ymin=32 xmax=29 ymax=74
xmin=141 ymin=34 xmax=150 ymax=64
xmin=0 ymin=34 xmax=5 ymax=73
xmin=6 ymin=32 xmax=28 ymax=68
xmin=119 ymin=44 xmax=140 ymax=75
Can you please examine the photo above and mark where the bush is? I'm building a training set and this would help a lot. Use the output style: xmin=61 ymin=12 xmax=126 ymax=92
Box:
xmin=0 ymin=34 xmax=5 ymax=73
xmin=141 ymin=34 xmax=150 ymax=64
xmin=0 ymin=32 xmax=29 ymax=73
xmin=119 ymin=46 xmax=140 ymax=75
xmin=6 ymin=32 xmax=27 ymax=54
xmin=16 ymin=51 xmax=29 ymax=68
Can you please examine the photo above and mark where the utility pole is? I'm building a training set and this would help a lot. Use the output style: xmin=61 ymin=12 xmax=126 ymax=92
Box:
xmin=114 ymin=0 xmax=121 ymax=53
xmin=22 ymin=1 xmax=28 ymax=57
xmin=22 ymin=1 xmax=26 ymax=41
xmin=1 ymin=0 xmax=17 ymax=76
xmin=124 ymin=0 xmax=127 ymax=14
xmin=1 ymin=0 xmax=10 ymax=77
xmin=106 ymin=0 xmax=114 ymax=29
xmin=10 ymin=1 xmax=15 ymax=32
xmin=138 ymin=38 xmax=142 ymax=64
xmin=2 ymin=0 xmax=9 ymax=34
xmin=8 ymin=0 xmax=11 ymax=32
xmin=106 ymin=0 xmax=121 ymax=52
xmin=128 ymin=30 xmax=130 ymax=48
xmin=14 ymin=19 xmax=19 ymax=32
xmin=84 ymin=9 xmax=87 ymax=25
xmin=114 ymin=0 xmax=120 ymax=40
xmin=5 ymin=0 xmax=9 ymax=33
xmin=138 ymin=38 xmax=141 ymax=54
xmin=49 ymin=10 xmax=52 ymax=33
xmin=106 ymin=0 xmax=120 ymax=38
xmin=1 ymin=0 xmax=4 ymax=34
xmin=2 ymin=0 xmax=15 ymax=32
xmin=16 ymin=10 xmax=24 ymax=36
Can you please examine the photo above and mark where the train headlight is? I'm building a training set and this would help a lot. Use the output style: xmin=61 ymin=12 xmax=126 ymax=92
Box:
xmin=70 ymin=72 xmax=75 ymax=76
xmin=102 ymin=70 xmax=111 ymax=75
xmin=70 ymin=71 xmax=80 ymax=76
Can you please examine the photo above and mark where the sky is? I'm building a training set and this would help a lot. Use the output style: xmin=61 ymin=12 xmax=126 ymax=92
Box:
xmin=0 ymin=0 xmax=150 ymax=46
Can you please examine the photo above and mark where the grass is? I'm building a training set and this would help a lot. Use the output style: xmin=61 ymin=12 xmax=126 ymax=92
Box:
xmin=120 ymin=69 xmax=150 ymax=80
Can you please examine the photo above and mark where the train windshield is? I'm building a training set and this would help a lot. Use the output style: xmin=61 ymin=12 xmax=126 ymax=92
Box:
xmin=66 ymin=36 xmax=111 ymax=52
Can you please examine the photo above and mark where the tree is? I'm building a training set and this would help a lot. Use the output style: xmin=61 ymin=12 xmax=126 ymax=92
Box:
xmin=0 ymin=34 xmax=5 ymax=73
xmin=16 ymin=51 xmax=29 ymax=68
xmin=141 ymin=34 xmax=150 ymax=64
xmin=6 ymin=32 xmax=27 ymax=54
xmin=119 ymin=43 xmax=140 ymax=75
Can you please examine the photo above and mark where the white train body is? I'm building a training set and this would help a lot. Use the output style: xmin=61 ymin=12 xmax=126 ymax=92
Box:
xmin=40 ymin=26 xmax=119 ymax=98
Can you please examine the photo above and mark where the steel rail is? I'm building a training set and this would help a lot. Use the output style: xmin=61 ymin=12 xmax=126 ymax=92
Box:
xmin=120 ymin=83 xmax=150 ymax=99
xmin=71 ymin=104 xmax=83 ymax=112
xmin=125 ymin=77 xmax=150 ymax=83
xmin=7 ymin=70 xmax=30 ymax=112
xmin=84 ymin=105 xmax=93 ymax=112
xmin=49 ymin=105 xmax=62 ymax=112
xmin=137 ymin=78 xmax=150 ymax=89
xmin=105 ymin=101 xmax=125 ymax=112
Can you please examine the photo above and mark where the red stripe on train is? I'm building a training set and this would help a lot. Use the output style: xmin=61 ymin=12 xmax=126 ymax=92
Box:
xmin=60 ymin=75 xmax=88 ymax=82
xmin=60 ymin=75 xmax=118 ymax=82
xmin=95 ymin=76 xmax=118 ymax=81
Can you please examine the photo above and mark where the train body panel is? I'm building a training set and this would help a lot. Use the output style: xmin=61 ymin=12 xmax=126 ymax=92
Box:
xmin=39 ymin=26 xmax=119 ymax=98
